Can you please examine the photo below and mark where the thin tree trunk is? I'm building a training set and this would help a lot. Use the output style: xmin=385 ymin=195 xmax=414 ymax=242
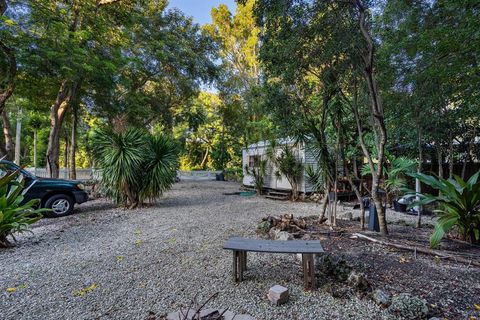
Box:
xmin=319 ymin=181 xmax=329 ymax=223
xmin=46 ymin=80 xmax=80 ymax=178
xmin=69 ymin=105 xmax=77 ymax=180
xmin=416 ymin=123 xmax=423 ymax=228
xmin=2 ymin=111 xmax=14 ymax=160
xmin=355 ymin=1 xmax=388 ymax=235
xmin=14 ymin=108 xmax=21 ymax=165
xmin=33 ymin=129 xmax=38 ymax=168
xmin=437 ymin=146 xmax=443 ymax=178
xmin=461 ymin=127 xmax=475 ymax=180
xmin=448 ymin=136 xmax=454 ymax=179
xmin=63 ymin=135 xmax=69 ymax=174
xmin=200 ymin=146 xmax=209 ymax=168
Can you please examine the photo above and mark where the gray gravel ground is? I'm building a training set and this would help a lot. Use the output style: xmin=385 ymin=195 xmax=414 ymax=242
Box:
xmin=1 ymin=181 xmax=392 ymax=320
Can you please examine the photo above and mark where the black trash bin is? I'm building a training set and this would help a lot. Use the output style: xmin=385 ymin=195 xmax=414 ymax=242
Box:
xmin=216 ymin=172 xmax=225 ymax=181
xmin=368 ymin=204 xmax=386 ymax=232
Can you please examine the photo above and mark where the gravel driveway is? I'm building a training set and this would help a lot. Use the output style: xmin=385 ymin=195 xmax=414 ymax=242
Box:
xmin=1 ymin=181 xmax=390 ymax=320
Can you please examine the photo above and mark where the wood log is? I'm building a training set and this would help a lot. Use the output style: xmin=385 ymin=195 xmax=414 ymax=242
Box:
xmin=351 ymin=233 xmax=480 ymax=268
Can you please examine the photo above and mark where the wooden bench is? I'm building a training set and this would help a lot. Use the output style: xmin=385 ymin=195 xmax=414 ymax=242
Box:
xmin=223 ymin=237 xmax=324 ymax=290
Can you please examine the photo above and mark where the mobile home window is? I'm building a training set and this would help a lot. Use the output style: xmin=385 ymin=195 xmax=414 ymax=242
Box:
xmin=248 ymin=155 xmax=261 ymax=168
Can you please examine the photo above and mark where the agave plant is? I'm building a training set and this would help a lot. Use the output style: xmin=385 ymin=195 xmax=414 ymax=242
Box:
xmin=93 ymin=127 xmax=179 ymax=208
xmin=0 ymin=170 xmax=44 ymax=248
xmin=409 ymin=171 xmax=480 ymax=247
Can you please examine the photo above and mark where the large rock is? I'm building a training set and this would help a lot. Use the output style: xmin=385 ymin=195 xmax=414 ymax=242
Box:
xmin=269 ymin=228 xmax=293 ymax=241
xmin=346 ymin=271 xmax=371 ymax=292
xmin=371 ymin=289 xmax=391 ymax=308
xmin=388 ymin=293 xmax=429 ymax=320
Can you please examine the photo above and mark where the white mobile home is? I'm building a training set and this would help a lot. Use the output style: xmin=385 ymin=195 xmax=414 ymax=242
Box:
xmin=242 ymin=139 xmax=318 ymax=194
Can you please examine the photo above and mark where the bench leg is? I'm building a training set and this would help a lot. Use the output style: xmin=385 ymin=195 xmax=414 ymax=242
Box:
xmin=233 ymin=250 xmax=246 ymax=282
xmin=302 ymin=254 xmax=316 ymax=290
xmin=242 ymin=251 xmax=247 ymax=270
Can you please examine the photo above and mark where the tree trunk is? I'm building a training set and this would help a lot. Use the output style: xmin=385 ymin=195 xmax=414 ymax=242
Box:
xmin=461 ymin=127 xmax=475 ymax=180
xmin=2 ymin=111 xmax=14 ymax=160
xmin=0 ymin=1 xmax=17 ymax=116
xmin=69 ymin=104 xmax=77 ymax=180
xmin=46 ymin=80 xmax=81 ymax=178
xmin=415 ymin=123 xmax=423 ymax=228
xmin=448 ymin=136 xmax=454 ymax=179
xmin=33 ymin=129 xmax=38 ymax=168
xmin=14 ymin=108 xmax=21 ymax=165
xmin=437 ymin=146 xmax=443 ymax=178
xmin=319 ymin=181 xmax=329 ymax=223
xmin=356 ymin=0 xmax=388 ymax=235
xmin=63 ymin=135 xmax=68 ymax=174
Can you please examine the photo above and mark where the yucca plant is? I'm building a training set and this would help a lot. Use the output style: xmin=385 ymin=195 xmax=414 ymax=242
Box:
xmin=267 ymin=144 xmax=304 ymax=201
xmin=93 ymin=127 xmax=179 ymax=208
xmin=245 ymin=159 xmax=267 ymax=195
xmin=409 ymin=171 xmax=480 ymax=248
xmin=0 ymin=170 xmax=44 ymax=248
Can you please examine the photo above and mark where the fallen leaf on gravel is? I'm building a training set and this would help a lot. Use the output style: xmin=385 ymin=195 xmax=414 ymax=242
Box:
xmin=474 ymin=303 xmax=480 ymax=310
xmin=134 ymin=230 xmax=141 ymax=235
xmin=399 ymin=257 xmax=410 ymax=263
xmin=135 ymin=240 xmax=142 ymax=246
xmin=6 ymin=287 xmax=16 ymax=293
xmin=72 ymin=284 xmax=97 ymax=297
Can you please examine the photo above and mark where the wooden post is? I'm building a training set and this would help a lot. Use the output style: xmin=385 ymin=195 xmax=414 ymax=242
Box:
xmin=233 ymin=250 xmax=238 ymax=282
xmin=302 ymin=254 xmax=316 ymax=290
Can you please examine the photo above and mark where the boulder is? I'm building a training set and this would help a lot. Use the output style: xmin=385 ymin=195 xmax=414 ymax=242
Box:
xmin=371 ymin=289 xmax=391 ymax=308
xmin=269 ymin=228 xmax=293 ymax=241
xmin=346 ymin=271 xmax=371 ymax=292
xmin=388 ymin=293 xmax=429 ymax=320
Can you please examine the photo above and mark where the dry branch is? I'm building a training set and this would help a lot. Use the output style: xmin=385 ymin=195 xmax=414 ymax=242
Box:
xmin=351 ymin=233 xmax=480 ymax=268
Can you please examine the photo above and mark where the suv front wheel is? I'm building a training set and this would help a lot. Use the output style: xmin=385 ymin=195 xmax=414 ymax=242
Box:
xmin=44 ymin=194 xmax=74 ymax=217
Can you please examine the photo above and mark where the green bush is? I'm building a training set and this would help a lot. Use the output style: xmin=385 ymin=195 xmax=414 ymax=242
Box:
xmin=410 ymin=171 xmax=480 ymax=247
xmin=245 ymin=159 xmax=267 ymax=195
xmin=93 ymin=127 xmax=179 ymax=208
xmin=0 ymin=170 xmax=44 ymax=248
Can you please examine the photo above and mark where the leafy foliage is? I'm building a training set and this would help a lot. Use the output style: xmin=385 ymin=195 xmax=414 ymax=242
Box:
xmin=244 ymin=158 xmax=267 ymax=195
xmin=267 ymin=142 xmax=303 ymax=201
xmin=0 ymin=169 xmax=44 ymax=247
xmin=92 ymin=127 xmax=178 ymax=208
xmin=361 ymin=156 xmax=417 ymax=200
xmin=409 ymin=171 xmax=480 ymax=247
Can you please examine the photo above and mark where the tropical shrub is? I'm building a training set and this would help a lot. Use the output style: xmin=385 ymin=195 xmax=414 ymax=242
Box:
xmin=93 ymin=127 xmax=179 ymax=208
xmin=410 ymin=171 xmax=480 ymax=247
xmin=362 ymin=156 xmax=417 ymax=204
xmin=267 ymin=143 xmax=304 ymax=201
xmin=245 ymin=158 xmax=267 ymax=195
xmin=0 ymin=170 xmax=44 ymax=248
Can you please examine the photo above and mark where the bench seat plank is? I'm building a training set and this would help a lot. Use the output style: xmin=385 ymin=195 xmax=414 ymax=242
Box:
xmin=223 ymin=237 xmax=324 ymax=254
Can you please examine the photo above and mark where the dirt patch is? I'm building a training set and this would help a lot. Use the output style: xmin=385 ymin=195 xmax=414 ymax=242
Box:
xmin=285 ymin=219 xmax=480 ymax=319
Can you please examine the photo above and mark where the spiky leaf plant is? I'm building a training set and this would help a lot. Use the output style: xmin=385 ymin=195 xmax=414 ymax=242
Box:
xmin=93 ymin=127 xmax=179 ymax=208
xmin=409 ymin=171 xmax=480 ymax=247
xmin=0 ymin=170 xmax=44 ymax=248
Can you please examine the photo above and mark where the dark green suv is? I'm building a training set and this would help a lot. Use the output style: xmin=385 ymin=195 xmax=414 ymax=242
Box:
xmin=0 ymin=160 xmax=89 ymax=217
